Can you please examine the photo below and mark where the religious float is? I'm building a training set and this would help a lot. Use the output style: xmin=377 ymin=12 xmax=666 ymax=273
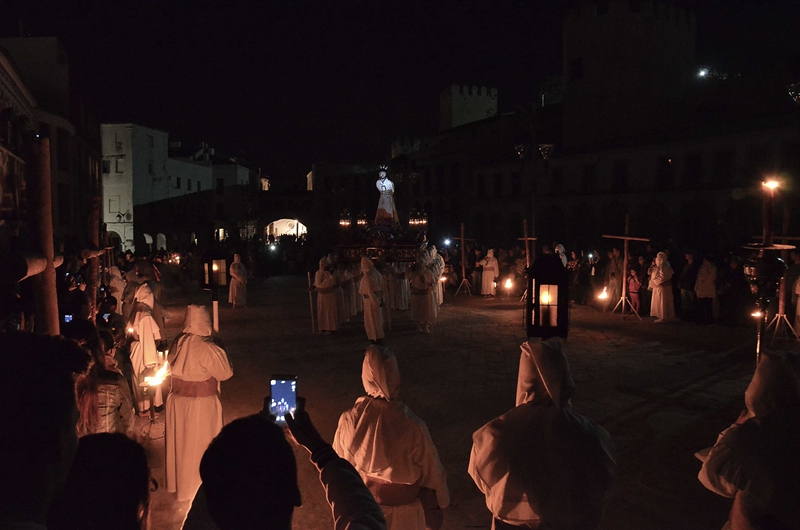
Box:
xmin=335 ymin=165 xmax=427 ymax=263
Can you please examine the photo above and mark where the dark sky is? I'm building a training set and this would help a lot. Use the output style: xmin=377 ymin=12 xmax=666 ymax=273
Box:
xmin=1 ymin=0 xmax=799 ymax=181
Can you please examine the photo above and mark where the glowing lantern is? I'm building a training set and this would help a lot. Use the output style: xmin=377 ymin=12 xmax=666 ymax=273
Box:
xmin=203 ymin=256 xmax=227 ymax=289
xmin=526 ymin=254 xmax=569 ymax=339
xmin=504 ymin=278 xmax=513 ymax=290
xmin=598 ymin=286 xmax=609 ymax=300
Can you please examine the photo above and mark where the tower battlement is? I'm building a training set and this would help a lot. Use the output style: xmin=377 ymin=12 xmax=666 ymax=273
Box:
xmin=565 ymin=0 xmax=696 ymax=37
xmin=439 ymin=84 xmax=498 ymax=131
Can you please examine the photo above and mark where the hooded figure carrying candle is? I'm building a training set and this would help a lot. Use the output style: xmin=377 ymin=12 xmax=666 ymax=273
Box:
xmin=469 ymin=338 xmax=616 ymax=530
xmin=333 ymin=346 xmax=449 ymax=530
xmin=359 ymin=256 xmax=385 ymax=343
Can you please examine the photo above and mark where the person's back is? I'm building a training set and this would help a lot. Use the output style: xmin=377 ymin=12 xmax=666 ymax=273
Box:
xmin=469 ymin=338 xmax=615 ymax=530
xmin=333 ymin=346 xmax=449 ymax=530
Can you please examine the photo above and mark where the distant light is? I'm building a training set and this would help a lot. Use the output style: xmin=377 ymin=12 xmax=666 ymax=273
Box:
xmin=598 ymin=286 xmax=609 ymax=300
xmin=504 ymin=278 xmax=513 ymax=289
xmin=698 ymin=68 xmax=709 ymax=77
xmin=270 ymin=244 xmax=277 ymax=251
xmin=444 ymin=238 xmax=451 ymax=247
xmin=751 ymin=311 xmax=762 ymax=318
xmin=763 ymin=180 xmax=779 ymax=191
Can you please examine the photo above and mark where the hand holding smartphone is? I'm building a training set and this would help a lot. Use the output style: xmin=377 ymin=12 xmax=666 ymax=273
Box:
xmin=269 ymin=375 xmax=297 ymax=424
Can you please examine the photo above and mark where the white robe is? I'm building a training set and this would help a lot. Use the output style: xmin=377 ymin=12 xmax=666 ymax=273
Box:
xmin=333 ymin=346 xmax=449 ymax=530
xmin=393 ymin=263 xmax=410 ymax=311
xmin=409 ymin=269 xmax=437 ymax=325
xmin=228 ymin=261 xmax=247 ymax=306
xmin=649 ymin=262 xmax=675 ymax=320
xmin=335 ymin=270 xmax=349 ymax=325
xmin=166 ymin=306 xmax=233 ymax=502
xmin=430 ymin=254 xmax=445 ymax=306
xmin=315 ymin=269 xmax=339 ymax=332
xmin=129 ymin=309 xmax=162 ymax=412
xmin=360 ymin=260 xmax=385 ymax=341
xmin=478 ymin=254 xmax=500 ymax=296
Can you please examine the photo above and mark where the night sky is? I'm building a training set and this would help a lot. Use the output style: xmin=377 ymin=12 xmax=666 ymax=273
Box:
xmin=1 ymin=0 xmax=799 ymax=182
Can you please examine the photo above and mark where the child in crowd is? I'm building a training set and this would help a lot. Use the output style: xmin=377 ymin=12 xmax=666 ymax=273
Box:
xmin=628 ymin=268 xmax=642 ymax=314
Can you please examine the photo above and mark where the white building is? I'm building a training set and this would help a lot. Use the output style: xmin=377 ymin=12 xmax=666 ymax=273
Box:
xmin=101 ymin=123 xmax=211 ymax=252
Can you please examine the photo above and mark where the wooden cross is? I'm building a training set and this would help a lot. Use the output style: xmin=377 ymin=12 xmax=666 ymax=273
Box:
xmin=602 ymin=214 xmax=649 ymax=320
xmin=517 ymin=219 xmax=537 ymax=268
xmin=456 ymin=222 xmax=476 ymax=295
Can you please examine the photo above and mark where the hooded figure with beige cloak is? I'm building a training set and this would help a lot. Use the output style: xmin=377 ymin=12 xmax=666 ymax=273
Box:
xmin=314 ymin=257 xmax=339 ymax=333
xmin=333 ymin=346 xmax=449 ymax=530
xmin=648 ymin=251 xmax=675 ymax=322
xmin=359 ymin=256 xmax=385 ymax=343
xmin=129 ymin=282 xmax=163 ymax=413
xmin=409 ymin=257 xmax=437 ymax=333
xmin=469 ymin=338 xmax=616 ymax=530
xmin=166 ymin=305 xmax=233 ymax=502
xmin=696 ymin=350 xmax=800 ymax=530
xmin=478 ymin=249 xmax=500 ymax=296
xmin=228 ymin=253 xmax=247 ymax=308
xmin=108 ymin=266 xmax=126 ymax=315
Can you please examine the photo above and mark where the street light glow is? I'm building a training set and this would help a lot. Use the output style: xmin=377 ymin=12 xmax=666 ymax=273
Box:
xmin=763 ymin=180 xmax=779 ymax=190
xmin=698 ymin=68 xmax=709 ymax=77
xmin=444 ymin=238 xmax=451 ymax=247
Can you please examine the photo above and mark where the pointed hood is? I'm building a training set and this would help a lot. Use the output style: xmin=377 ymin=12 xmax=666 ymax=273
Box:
xmin=362 ymin=345 xmax=400 ymax=400
xmin=134 ymin=283 xmax=154 ymax=310
xmin=183 ymin=304 xmax=214 ymax=337
xmin=516 ymin=337 xmax=575 ymax=408
xmin=744 ymin=351 xmax=800 ymax=419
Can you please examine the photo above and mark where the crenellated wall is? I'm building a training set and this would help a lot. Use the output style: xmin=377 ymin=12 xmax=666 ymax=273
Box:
xmin=439 ymin=84 xmax=498 ymax=131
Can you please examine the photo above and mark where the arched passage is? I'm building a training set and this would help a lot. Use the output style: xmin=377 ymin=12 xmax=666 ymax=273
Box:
xmin=266 ymin=218 xmax=308 ymax=238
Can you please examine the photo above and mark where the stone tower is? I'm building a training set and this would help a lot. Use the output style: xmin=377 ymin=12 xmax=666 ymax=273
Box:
xmin=440 ymin=84 xmax=498 ymax=131
xmin=562 ymin=0 xmax=696 ymax=148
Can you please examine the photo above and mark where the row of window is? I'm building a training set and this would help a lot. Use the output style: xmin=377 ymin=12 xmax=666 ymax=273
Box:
xmin=550 ymin=142 xmax=800 ymax=195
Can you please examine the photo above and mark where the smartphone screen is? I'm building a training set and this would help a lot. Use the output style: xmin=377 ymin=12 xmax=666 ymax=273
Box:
xmin=63 ymin=314 xmax=73 ymax=323
xmin=103 ymin=313 xmax=111 ymax=321
xmin=269 ymin=375 xmax=297 ymax=423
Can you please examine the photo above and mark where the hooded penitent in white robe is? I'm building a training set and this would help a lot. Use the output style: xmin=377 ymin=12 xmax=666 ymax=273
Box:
xmin=166 ymin=305 xmax=233 ymax=502
xmin=393 ymin=262 xmax=410 ymax=311
xmin=339 ymin=267 xmax=357 ymax=317
xmin=228 ymin=256 xmax=247 ymax=307
xmin=649 ymin=252 xmax=675 ymax=321
xmin=315 ymin=258 xmax=339 ymax=332
xmin=335 ymin=267 xmax=350 ymax=325
xmin=696 ymin=351 xmax=800 ymax=530
xmin=478 ymin=249 xmax=500 ymax=296
xmin=129 ymin=283 xmax=163 ymax=412
xmin=122 ymin=270 xmax=141 ymax=323
xmin=108 ymin=266 xmax=126 ymax=314
xmin=354 ymin=266 xmax=364 ymax=313
xmin=429 ymin=247 xmax=445 ymax=307
xmin=333 ymin=346 xmax=449 ymax=530
xmin=409 ymin=263 xmax=437 ymax=328
xmin=469 ymin=338 xmax=616 ymax=530
xmin=359 ymin=257 xmax=385 ymax=342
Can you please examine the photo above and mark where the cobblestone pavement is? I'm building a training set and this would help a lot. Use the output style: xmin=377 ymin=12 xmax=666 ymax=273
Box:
xmin=144 ymin=272 xmax=799 ymax=530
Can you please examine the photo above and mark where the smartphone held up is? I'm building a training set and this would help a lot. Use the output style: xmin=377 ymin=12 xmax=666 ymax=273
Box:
xmin=269 ymin=375 xmax=297 ymax=424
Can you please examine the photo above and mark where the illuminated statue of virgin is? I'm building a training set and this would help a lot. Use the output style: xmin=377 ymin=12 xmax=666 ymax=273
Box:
xmin=374 ymin=165 xmax=400 ymax=225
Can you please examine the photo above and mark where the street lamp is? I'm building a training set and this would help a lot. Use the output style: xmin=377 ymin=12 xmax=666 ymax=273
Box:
xmin=339 ymin=209 xmax=351 ymax=229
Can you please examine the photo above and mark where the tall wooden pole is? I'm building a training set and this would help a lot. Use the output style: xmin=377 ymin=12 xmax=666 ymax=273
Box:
xmin=87 ymin=196 xmax=101 ymax=319
xmin=460 ymin=222 xmax=467 ymax=285
xmin=27 ymin=137 xmax=60 ymax=335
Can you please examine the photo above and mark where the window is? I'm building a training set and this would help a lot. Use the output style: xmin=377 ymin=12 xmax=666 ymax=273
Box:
xmin=187 ymin=179 xmax=192 ymax=192
xmin=569 ymin=57 xmax=584 ymax=82
xmin=712 ymin=150 xmax=734 ymax=185
xmin=115 ymin=158 xmax=123 ymax=173
xmin=57 ymin=183 xmax=70 ymax=226
xmin=612 ymin=161 xmax=629 ymax=192
xmin=176 ymin=177 xmax=181 ymax=190
xmin=56 ymin=128 xmax=70 ymax=171
xmin=476 ymin=174 xmax=487 ymax=199
xmin=656 ymin=157 xmax=675 ymax=190
xmin=550 ymin=169 xmax=563 ymax=195
xmin=493 ymin=173 xmax=504 ymax=199
xmin=216 ymin=178 xmax=224 ymax=195
xmin=581 ymin=164 xmax=596 ymax=193
xmin=197 ymin=181 xmax=202 ymax=191
xmin=435 ymin=165 xmax=445 ymax=193
xmin=449 ymin=163 xmax=461 ymax=192
xmin=148 ymin=135 xmax=154 ymax=147
xmin=102 ymin=160 xmax=111 ymax=174
xmin=216 ymin=203 xmax=225 ymax=220
xmin=148 ymin=161 xmax=154 ymax=175
xmin=683 ymin=152 xmax=704 ymax=188
xmin=511 ymin=171 xmax=522 ymax=196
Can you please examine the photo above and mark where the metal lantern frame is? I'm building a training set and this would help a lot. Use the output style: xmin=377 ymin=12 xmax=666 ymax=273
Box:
xmin=203 ymin=256 xmax=227 ymax=290
xmin=525 ymin=253 xmax=570 ymax=339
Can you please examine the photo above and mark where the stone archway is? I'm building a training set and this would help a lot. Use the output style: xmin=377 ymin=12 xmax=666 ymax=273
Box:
xmin=266 ymin=218 xmax=308 ymax=238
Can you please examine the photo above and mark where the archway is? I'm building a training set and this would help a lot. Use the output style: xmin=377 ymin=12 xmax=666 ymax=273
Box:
xmin=156 ymin=233 xmax=167 ymax=251
xmin=266 ymin=218 xmax=308 ymax=238
xmin=108 ymin=231 xmax=122 ymax=254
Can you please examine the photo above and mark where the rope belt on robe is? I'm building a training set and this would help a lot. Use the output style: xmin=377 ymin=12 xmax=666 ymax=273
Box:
xmin=317 ymin=286 xmax=336 ymax=295
xmin=171 ymin=377 xmax=218 ymax=398
xmin=411 ymin=287 xmax=431 ymax=295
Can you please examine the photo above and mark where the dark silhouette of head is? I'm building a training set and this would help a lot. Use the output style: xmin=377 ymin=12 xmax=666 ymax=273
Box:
xmin=200 ymin=415 xmax=301 ymax=530
xmin=48 ymin=433 xmax=151 ymax=530
xmin=0 ymin=331 xmax=90 ymax=524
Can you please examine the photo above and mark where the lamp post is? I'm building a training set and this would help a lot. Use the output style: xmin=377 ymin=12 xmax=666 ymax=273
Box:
xmin=203 ymin=255 xmax=227 ymax=332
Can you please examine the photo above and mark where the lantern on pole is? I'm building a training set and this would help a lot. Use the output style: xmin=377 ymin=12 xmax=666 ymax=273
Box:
xmin=339 ymin=209 xmax=352 ymax=229
xmin=203 ymin=257 xmax=227 ymax=289
xmin=526 ymin=253 xmax=569 ymax=339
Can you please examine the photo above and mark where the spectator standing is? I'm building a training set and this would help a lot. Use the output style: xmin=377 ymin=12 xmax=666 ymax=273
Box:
xmin=228 ymin=254 xmax=247 ymax=309
xmin=694 ymin=256 xmax=718 ymax=325
xmin=678 ymin=252 xmax=700 ymax=321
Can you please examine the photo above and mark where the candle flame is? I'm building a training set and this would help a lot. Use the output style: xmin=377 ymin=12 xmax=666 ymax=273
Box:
xmin=212 ymin=263 xmax=219 ymax=271
xmin=439 ymin=276 xmax=447 ymax=282
xmin=144 ymin=361 xmax=170 ymax=387
xmin=751 ymin=311 xmax=762 ymax=318
xmin=598 ymin=287 xmax=609 ymax=300
xmin=504 ymin=278 xmax=513 ymax=289
xmin=541 ymin=290 xmax=550 ymax=304
xmin=127 ymin=327 xmax=134 ymax=334
xmin=763 ymin=180 xmax=779 ymax=190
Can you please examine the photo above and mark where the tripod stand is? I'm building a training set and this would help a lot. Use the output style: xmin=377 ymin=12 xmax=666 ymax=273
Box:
xmin=766 ymin=277 xmax=800 ymax=342
xmin=139 ymin=382 xmax=165 ymax=442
